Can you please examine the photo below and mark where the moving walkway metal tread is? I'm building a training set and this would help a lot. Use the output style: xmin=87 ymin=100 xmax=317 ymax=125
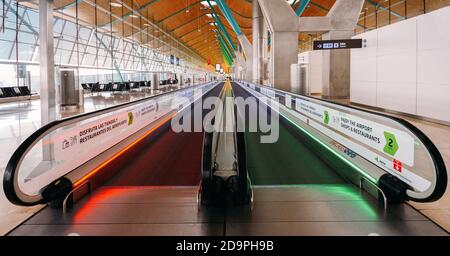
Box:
xmin=9 ymin=186 xmax=447 ymax=236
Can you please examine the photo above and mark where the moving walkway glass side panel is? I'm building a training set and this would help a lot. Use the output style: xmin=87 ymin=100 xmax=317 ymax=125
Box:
xmin=4 ymin=82 xmax=219 ymax=206
xmin=237 ymin=82 xmax=446 ymax=202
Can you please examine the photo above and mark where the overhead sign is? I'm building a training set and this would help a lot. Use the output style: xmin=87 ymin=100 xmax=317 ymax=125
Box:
xmin=313 ymin=39 xmax=363 ymax=50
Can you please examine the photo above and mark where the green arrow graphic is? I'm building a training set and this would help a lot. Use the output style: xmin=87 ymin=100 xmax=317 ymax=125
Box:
xmin=323 ymin=111 xmax=330 ymax=125
xmin=383 ymin=132 xmax=399 ymax=156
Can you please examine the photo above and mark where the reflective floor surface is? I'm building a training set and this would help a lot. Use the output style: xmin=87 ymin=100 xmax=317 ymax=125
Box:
xmin=8 ymin=186 xmax=447 ymax=236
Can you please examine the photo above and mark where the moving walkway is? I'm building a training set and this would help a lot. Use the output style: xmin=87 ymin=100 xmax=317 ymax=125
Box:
xmin=3 ymin=80 xmax=448 ymax=235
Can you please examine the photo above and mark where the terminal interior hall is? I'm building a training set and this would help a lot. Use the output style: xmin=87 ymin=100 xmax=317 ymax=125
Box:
xmin=0 ymin=0 xmax=450 ymax=236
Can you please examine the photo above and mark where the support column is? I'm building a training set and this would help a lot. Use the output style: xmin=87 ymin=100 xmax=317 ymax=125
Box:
xmin=235 ymin=50 xmax=247 ymax=81
xmin=252 ymin=0 xmax=262 ymax=84
xmin=321 ymin=30 xmax=354 ymax=99
xmin=237 ymin=35 xmax=253 ymax=81
xmin=39 ymin=0 xmax=56 ymax=125
xmin=39 ymin=0 xmax=56 ymax=161
xmin=257 ymin=0 xmax=299 ymax=91
xmin=319 ymin=0 xmax=364 ymax=99
xmin=270 ymin=31 xmax=298 ymax=92
xmin=262 ymin=19 xmax=269 ymax=85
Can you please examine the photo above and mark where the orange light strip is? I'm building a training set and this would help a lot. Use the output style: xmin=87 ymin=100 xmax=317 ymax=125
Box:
xmin=73 ymin=114 xmax=175 ymax=187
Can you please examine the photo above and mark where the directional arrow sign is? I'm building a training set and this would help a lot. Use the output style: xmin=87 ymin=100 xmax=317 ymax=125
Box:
xmin=383 ymin=132 xmax=399 ymax=156
xmin=314 ymin=39 xmax=362 ymax=50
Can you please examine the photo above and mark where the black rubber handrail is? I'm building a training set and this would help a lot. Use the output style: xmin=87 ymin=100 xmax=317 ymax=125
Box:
xmin=3 ymin=82 xmax=216 ymax=206
xmin=239 ymin=81 xmax=447 ymax=202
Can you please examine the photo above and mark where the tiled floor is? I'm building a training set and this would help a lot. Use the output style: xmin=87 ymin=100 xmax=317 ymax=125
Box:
xmin=9 ymin=186 xmax=446 ymax=236
xmin=0 ymin=88 xmax=171 ymax=235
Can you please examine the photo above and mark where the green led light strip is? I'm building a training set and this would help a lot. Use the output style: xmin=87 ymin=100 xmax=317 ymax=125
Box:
xmin=240 ymin=83 xmax=378 ymax=184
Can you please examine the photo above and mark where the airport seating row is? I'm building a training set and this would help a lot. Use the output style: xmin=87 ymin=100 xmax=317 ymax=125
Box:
xmin=0 ymin=86 xmax=32 ymax=98
xmin=81 ymin=81 xmax=152 ymax=92
xmin=160 ymin=79 xmax=179 ymax=85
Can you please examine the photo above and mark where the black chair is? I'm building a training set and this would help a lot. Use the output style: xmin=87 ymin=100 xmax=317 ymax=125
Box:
xmin=3 ymin=88 xmax=13 ymax=97
xmin=112 ymin=83 xmax=119 ymax=91
xmin=122 ymin=82 xmax=130 ymax=91
xmin=81 ymin=83 xmax=90 ymax=90
xmin=130 ymin=82 xmax=139 ymax=89
xmin=0 ymin=88 xmax=5 ymax=98
xmin=108 ymin=83 xmax=115 ymax=91
xmin=18 ymin=86 xmax=31 ymax=96
xmin=90 ymin=83 xmax=99 ymax=92
xmin=117 ymin=83 xmax=126 ymax=91
xmin=94 ymin=83 xmax=104 ymax=92
xmin=12 ymin=87 xmax=22 ymax=96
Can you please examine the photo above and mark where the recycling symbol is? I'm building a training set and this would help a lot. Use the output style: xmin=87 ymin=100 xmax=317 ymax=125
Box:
xmin=323 ymin=111 xmax=330 ymax=125
xmin=383 ymin=132 xmax=399 ymax=156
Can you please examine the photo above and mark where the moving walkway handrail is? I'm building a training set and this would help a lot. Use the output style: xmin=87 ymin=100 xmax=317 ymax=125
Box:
xmin=238 ymin=81 xmax=446 ymax=203
xmin=200 ymin=81 xmax=251 ymax=205
xmin=232 ymin=89 xmax=251 ymax=203
xmin=4 ymin=82 xmax=217 ymax=206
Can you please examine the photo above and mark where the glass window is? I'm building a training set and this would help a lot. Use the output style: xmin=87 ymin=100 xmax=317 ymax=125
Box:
xmin=55 ymin=49 xmax=71 ymax=64
xmin=0 ymin=28 xmax=17 ymax=41
xmin=17 ymin=42 xmax=34 ymax=61
xmin=25 ymin=8 xmax=39 ymax=27
xmin=18 ymin=31 xmax=37 ymax=44
xmin=79 ymin=27 xmax=91 ymax=42
xmin=0 ymin=41 xmax=13 ymax=59
xmin=62 ymin=21 xmax=77 ymax=37
xmin=54 ymin=19 xmax=65 ymax=35
xmin=83 ymin=53 xmax=96 ymax=66
xmin=58 ymin=40 xmax=74 ymax=51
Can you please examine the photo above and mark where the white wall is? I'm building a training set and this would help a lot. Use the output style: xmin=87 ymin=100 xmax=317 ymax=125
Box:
xmin=298 ymin=50 xmax=323 ymax=95
xmin=309 ymin=50 xmax=323 ymax=94
xmin=351 ymin=6 xmax=450 ymax=123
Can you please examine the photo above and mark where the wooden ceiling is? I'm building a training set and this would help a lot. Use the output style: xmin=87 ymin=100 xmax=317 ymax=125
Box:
xmin=22 ymin=1 xmax=437 ymax=68
xmin=18 ymin=0 xmax=324 ymax=68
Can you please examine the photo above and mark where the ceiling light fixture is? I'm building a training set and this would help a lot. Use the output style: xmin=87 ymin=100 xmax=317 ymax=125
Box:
xmin=110 ymin=2 xmax=122 ymax=7
xmin=200 ymin=1 xmax=217 ymax=7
